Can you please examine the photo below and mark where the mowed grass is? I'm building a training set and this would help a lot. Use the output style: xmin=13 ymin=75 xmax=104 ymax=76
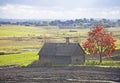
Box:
xmin=0 ymin=52 xmax=38 ymax=66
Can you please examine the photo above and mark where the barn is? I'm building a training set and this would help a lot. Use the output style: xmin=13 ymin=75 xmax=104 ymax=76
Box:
xmin=38 ymin=38 xmax=85 ymax=64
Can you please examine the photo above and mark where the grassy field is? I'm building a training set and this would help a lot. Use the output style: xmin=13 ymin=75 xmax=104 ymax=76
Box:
xmin=0 ymin=25 xmax=47 ymax=37
xmin=0 ymin=25 xmax=88 ymax=52
xmin=0 ymin=52 xmax=119 ymax=67
xmin=85 ymin=60 xmax=120 ymax=67
xmin=0 ymin=25 xmax=88 ymax=37
xmin=0 ymin=52 xmax=38 ymax=66
xmin=0 ymin=25 xmax=120 ymax=67
xmin=0 ymin=25 xmax=120 ymax=50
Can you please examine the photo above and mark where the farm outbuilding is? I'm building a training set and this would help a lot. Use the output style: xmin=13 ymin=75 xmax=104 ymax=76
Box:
xmin=38 ymin=38 xmax=85 ymax=64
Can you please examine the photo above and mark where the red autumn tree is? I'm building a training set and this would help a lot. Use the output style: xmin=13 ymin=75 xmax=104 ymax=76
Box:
xmin=82 ymin=26 xmax=116 ymax=64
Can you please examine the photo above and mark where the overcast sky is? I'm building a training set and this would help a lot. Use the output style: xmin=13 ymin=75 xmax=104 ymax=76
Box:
xmin=0 ymin=0 xmax=120 ymax=19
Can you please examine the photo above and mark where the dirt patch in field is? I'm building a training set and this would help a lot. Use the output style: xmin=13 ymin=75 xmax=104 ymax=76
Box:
xmin=0 ymin=66 xmax=120 ymax=83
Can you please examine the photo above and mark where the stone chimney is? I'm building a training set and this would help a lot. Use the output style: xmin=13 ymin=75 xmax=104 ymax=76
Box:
xmin=66 ymin=37 xmax=70 ymax=44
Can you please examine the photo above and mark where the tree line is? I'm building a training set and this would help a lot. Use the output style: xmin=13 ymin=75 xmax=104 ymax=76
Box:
xmin=0 ymin=18 xmax=120 ymax=29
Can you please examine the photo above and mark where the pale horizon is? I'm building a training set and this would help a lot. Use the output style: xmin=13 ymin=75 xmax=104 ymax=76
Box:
xmin=0 ymin=0 xmax=120 ymax=19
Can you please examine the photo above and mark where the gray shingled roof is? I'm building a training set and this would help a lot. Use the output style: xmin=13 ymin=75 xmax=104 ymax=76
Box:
xmin=39 ymin=43 xmax=85 ymax=56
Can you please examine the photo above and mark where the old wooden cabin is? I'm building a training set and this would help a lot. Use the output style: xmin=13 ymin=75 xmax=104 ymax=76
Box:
xmin=38 ymin=38 xmax=85 ymax=64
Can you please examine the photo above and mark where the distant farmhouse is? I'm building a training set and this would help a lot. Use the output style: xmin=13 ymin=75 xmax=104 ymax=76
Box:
xmin=38 ymin=38 xmax=85 ymax=64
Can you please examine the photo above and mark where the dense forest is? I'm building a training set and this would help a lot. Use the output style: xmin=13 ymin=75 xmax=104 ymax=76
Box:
xmin=0 ymin=18 xmax=120 ymax=29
